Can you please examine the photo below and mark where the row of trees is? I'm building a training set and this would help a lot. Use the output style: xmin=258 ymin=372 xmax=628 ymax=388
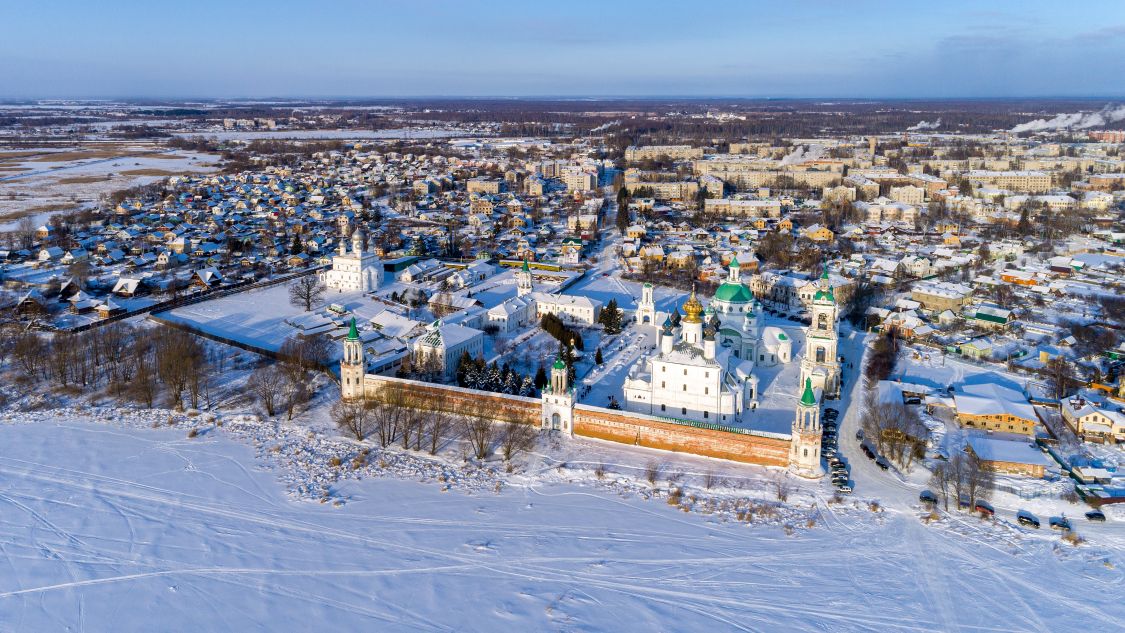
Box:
xmin=864 ymin=331 xmax=898 ymax=382
xmin=860 ymin=378 xmax=928 ymax=471
xmin=330 ymin=384 xmax=537 ymax=462
xmin=245 ymin=335 xmax=332 ymax=419
xmin=540 ymin=313 xmax=585 ymax=350
xmin=454 ymin=352 xmax=536 ymax=397
xmin=928 ymin=451 xmax=995 ymax=512
xmin=0 ymin=322 xmax=225 ymax=410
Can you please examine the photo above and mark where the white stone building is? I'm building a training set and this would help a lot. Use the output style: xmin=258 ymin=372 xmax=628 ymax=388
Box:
xmin=412 ymin=321 xmax=485 ymax=381
xmin=322 ymin=229 xmax=381 ymax=292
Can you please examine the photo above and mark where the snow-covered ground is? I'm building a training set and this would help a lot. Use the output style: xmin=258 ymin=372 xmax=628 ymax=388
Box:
xmin=1 ymin=410 xmax=1121 ymax=632
xmin=176 ymin=128 xmax=476 ymax=141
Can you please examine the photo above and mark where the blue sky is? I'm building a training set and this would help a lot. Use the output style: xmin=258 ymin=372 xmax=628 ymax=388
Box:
xmin=1 ymin=0 xmax=1123 ymax=98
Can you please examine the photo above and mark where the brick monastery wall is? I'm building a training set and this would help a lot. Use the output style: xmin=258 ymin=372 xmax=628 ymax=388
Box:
xmin=573 ymin=405 xmax=791 ymax=467
xmin=361 ymin=376 xmax=792 ymax=467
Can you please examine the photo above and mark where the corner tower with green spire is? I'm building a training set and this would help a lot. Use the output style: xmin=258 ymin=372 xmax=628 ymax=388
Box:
xmin=790 ymin=377 xmax=824 ymax=478
xmin=341 ymin=317 xmax=366 ymax=400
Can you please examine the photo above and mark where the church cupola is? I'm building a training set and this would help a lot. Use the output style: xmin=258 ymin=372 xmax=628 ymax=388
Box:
xmin=728 ymin=256 xmax=741 ymax=283
xmin=681 ymin=289 xmax=704 ymax=345
xmin=660 ymin=315 xmax=674 ymax=355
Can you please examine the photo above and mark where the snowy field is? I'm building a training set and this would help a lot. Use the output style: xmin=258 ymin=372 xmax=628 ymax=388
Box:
xmin=1 ymin=409 xmax=1123 ymax=632
xmin=177 ymin=128 xmax=477 ymax=141
xmin=0 ymin=145 xmax=219 ymax=229
xmin=157 ymin=282 xmax=369 ymax=354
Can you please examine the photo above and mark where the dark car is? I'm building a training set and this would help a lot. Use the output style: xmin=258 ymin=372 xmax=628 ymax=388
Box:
xmin=875 ymin=456 xmax=890 ymax=470
xmin=825 ymin=408 xmax=839 ymax=416
xmin=1017 ymin=511 xmax=1040 ymax=528
xmin=862 ymin=444 xmax=875 ymax=459
xmin=975 ymin=501 xmax=994 ymax=517
xmin=919 ymin=490 xmax=938 ymax=505
xmin=1085 ymin=510 xmax=1106 ymax=522
xmin=856 ymin=429 xmax=865 ymax=441
xmin=1050 ymin=516 xmax=1071 ymax=531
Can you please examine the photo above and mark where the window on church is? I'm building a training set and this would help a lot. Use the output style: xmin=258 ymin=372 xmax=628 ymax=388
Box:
xmin=683 ymin=369 xmax=687 ymax=376
xmin=682 ymin=407 xmax=687 ymax=415
xmin=704 ymin=387 xmax=709 ymax=394
xmin=816 ymin=347 xmax=825 ymax=363
xmin=661 ymin=381 xmax=665 ymax=388
xmin=682 ymin=385 xmax=686 ymax=391
xmin=704 ymin=411 xmax=709 ymax=418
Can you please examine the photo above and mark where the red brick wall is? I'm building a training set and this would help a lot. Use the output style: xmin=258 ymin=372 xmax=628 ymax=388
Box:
xmin=362 ymin=376 xmax=792 ymax=467
xmin=573 ymin=406 xmax=791 ymax=467
xmin=363 ymin=376 xmax=540 ymax=425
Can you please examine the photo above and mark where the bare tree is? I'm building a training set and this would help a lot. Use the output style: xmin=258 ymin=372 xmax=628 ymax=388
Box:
xmin=288 ymin=275 xmax=326 ymax=312
xmin=462 ymin=414 xmax=495 ymax=460
xmin=644 ymin=460 xmax=663 ymax=486
xmin=964 ymin=452 xmax=995 ymax=509
xmin=928 ymin=462 xmax=951 ymax=511
xmin=498 ymin=421 xmax=537 ymax=461
xmin=247 ymin=363 xmax=285 ymax=416
xmin=772 ymin=472 xmax=794 ymax=502
xmin=426 ymin=410 xmax=456 ymax=455
xmin=331 ymin=398 xmax=372 ymax=440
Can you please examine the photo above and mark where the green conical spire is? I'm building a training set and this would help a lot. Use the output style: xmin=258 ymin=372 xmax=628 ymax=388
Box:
xmin=346 ymin=317 xmax=359 ymax=340
xmin=821 ymin=261 xmax=829 ymax=280
xmin=800 ymin=377 xmax=817 ymax=406
xmin=730 ymin=256 xmax=740 ymax=268
xmin=521 ymin=258 xmax=530 ymax=272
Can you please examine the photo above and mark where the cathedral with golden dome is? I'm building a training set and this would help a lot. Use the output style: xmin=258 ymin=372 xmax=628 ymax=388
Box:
xmin=623 ymin=287 xmax=762 ymax=424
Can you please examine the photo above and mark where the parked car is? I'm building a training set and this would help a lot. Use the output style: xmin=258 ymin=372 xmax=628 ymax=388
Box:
xmin=862 ymin=444 xmax=875 ymax=459
xmin=1049 ymin=516 xmax=1071 ymax=531
xmin=919 ymin=490 xmax=937 ymax=505
xmin=975 ymin=501 xmax=994 ymax=517
xmin=855 ymin=429 xmax=865 ymax=441
xmin=1085 ymin=510 xmax=1106 ymax=522
xmin=825 ymin=408 xmax=839 ymax=416
xmin=836 ymin=484 xmax=853 ymax=494
xmin=875 ymin=456 xmax=890 ymax=470
xmin=823 ymin=446 xmax=837 ymax=458
xmin=1016 ymin=511 xmax=1040 ymax=528
xmin=829 ymin=456 xmax=846 ymax=468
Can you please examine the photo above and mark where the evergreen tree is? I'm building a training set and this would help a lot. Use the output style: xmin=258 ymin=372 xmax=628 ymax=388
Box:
xmin=290 ymin=235 xmax=303 ymax=254
xmin=599 ymin=298 xmax=623 ymax=335
xmin=595 ymin=347 xmax=604 ymax=365
xmin=519 ymin=376 xmax=536 ymax=397
xmin=455 ymin=350 xmax=473 ymax=387
xmin=533 ymin=365 xmax=548 ymax=390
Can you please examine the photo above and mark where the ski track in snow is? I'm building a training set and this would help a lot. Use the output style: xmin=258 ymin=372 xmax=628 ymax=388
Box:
xmin=0 ymin=403 xmax=1121 ymax=631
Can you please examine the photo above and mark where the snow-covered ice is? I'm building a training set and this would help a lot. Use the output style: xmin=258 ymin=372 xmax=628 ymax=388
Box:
xmin=0 ymin=411 xmax=1122 ymax=631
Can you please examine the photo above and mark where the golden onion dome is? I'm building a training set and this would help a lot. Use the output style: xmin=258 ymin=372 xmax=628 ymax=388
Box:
xmin=682 ymin=289 xmax=704 ymax=323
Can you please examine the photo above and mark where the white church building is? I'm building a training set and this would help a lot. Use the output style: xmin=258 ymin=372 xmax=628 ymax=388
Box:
xmin=322 ymin=228 xmax=382 ymax=293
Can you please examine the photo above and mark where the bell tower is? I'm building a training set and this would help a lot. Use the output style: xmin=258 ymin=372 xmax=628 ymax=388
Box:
xmin=341 ymin=317 xmax=365 ymax=400
xmin=516 ymin=258 xmax=533 ymax=297
xmin=541 ymin=354 xmax=574 ymax=435
xmin=636 ymin=282 xmax=656 ymax=325
xmin=789 ymin=377 xmax=824 ymax=478
xmin=799 ymin=263 xmax=841 ymax=397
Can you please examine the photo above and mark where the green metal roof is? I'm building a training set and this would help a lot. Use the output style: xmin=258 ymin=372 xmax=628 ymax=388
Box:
xmin=714 ymin=282 xmax=753 ymax=303
xmin=346 ymin=317 xmax=359 ymax=340
xmin=800 ymin=377 xmax=817 ymax=406
xmin=553 ymin=356 xmax=567 ymax=370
